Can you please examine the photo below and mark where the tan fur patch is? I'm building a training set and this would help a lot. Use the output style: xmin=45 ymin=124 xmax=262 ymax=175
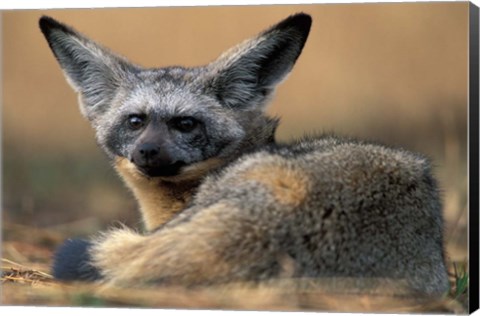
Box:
xmin=114 ymin=158 xmax=192 ymax=231
xmin=114 ymin=157 xmax=225 ymax=232
xmin=241 ymin=164 xmax=310 ymax=207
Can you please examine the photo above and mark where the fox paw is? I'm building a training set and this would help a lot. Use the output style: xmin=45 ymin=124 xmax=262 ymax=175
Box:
xmin=52 ymin=238 xmax=102 ymax=281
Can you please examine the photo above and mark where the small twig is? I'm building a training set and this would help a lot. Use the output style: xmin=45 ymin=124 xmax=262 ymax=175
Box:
xmin=2 ymin=258 xmax=27 ymax=268
xmin=1 ymin=258 xmax=54 ymax=279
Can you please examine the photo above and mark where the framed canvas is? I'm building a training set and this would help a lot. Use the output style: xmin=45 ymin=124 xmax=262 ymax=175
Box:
xmin=1 ymin=1 xmax=478 ymax=314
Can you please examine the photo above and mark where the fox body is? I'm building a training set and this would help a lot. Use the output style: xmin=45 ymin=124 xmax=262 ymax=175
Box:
xmin=40 ymin=13 xmax=449 ymax=296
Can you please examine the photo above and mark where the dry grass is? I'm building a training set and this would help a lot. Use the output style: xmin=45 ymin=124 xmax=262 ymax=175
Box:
xmin=0 ymin=262 xmax=466 ymax=313
xmin=1 ymin=224 xmax=468 ymax=313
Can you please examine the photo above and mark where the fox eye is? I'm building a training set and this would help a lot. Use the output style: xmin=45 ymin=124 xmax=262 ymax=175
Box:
xmin=127 ymin=114 xmax=146 ymax=130
xmin=172 ymin=117 xmax=198 ymax=133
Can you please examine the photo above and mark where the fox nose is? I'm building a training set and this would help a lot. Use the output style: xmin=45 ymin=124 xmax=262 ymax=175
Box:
xmin=132 ymin=143 xmax=168 ymax=166
xmin=131 ymin=142 xmax=185 ymax=177
xmin=130 ymin=142 xmax=185 ymax=177
xmin=138 ymin=143 xmax=159 ymax=160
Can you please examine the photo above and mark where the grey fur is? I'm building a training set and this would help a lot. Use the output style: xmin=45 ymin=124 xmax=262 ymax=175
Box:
xmin=40 ymin=14 xmax=449 ymax=297
xmin=162 ymin=134 xmax=449 ymax=295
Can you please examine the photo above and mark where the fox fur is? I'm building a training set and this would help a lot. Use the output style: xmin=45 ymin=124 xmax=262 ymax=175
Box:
xmin=39 ymin=13 xmax=450 ymax=297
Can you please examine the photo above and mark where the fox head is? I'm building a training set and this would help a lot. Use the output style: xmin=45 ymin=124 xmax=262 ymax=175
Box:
xmin=39 ymin=13 xmax=311 ymax=181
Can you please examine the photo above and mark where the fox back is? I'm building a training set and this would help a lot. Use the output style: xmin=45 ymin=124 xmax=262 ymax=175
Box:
xmin=40 ymin=13 xmax=450 ymax=298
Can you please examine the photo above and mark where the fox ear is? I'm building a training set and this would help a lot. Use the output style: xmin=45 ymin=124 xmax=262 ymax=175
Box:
xmin=39 ymin=16 xmax=136 ymax=120
xmin=206 ymin=13 xmax=311 ymax=110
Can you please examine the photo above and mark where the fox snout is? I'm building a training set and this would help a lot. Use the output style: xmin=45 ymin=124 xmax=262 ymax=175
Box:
xmin=130 ymin=142 xmax=186 ymax=178
xmin=129 ymin=117 xmax=189 ymax=179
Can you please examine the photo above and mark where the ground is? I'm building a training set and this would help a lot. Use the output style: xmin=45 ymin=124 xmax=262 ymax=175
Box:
xmin=1 ymin=222 xmax=468 ymax=313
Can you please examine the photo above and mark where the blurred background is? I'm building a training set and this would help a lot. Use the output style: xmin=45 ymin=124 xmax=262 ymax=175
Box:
xmin=2 ymin=3 xmax=468 ymax=264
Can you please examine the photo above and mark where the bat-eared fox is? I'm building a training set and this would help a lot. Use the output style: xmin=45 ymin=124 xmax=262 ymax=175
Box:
xmin=39 ymin=13 xmax=449 ymax=297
